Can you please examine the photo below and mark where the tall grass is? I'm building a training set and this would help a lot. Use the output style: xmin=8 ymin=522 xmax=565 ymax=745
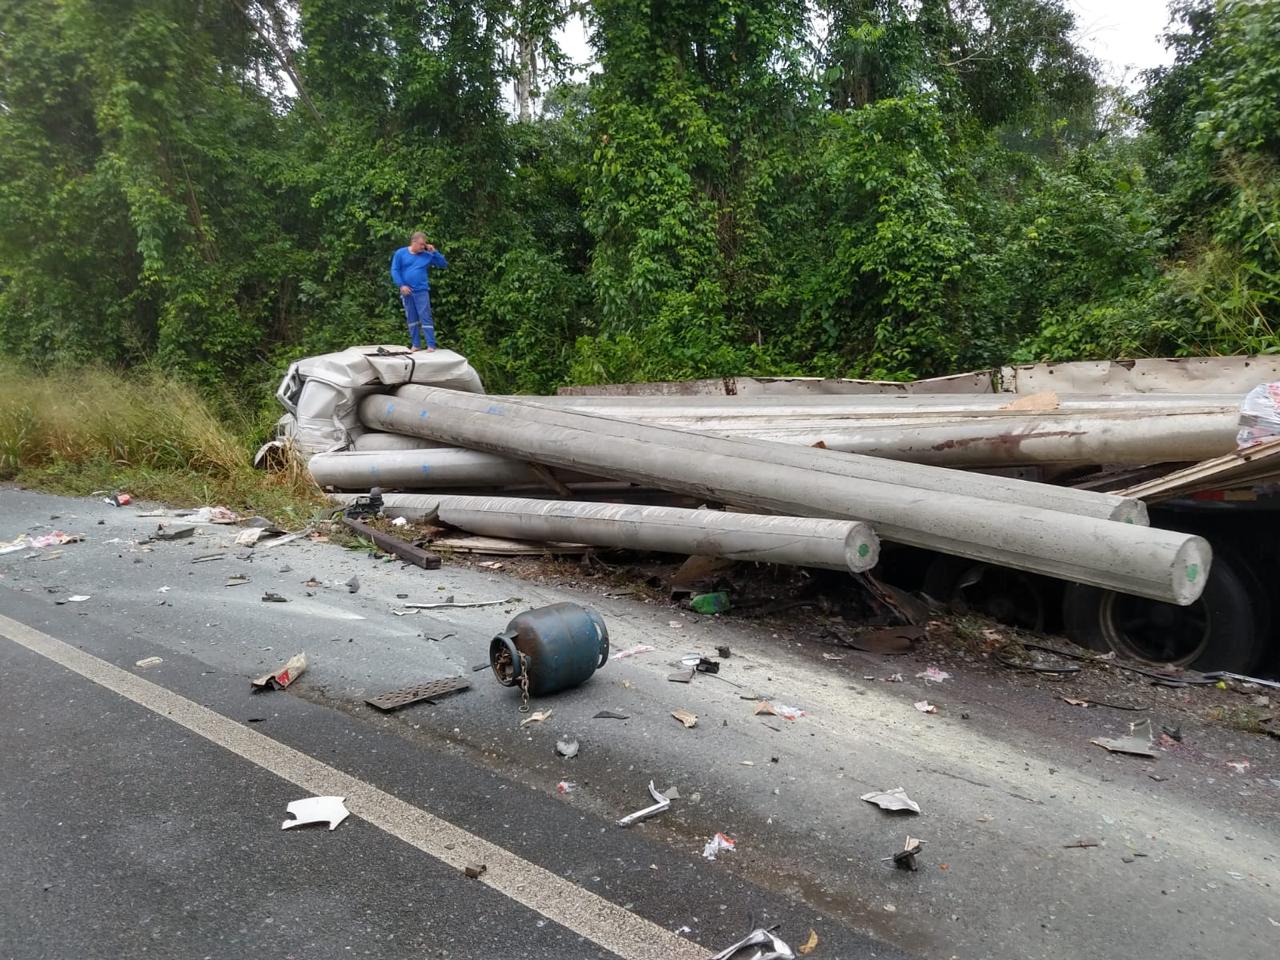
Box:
xmin=0 ymin=364 xmax=322 ymax=521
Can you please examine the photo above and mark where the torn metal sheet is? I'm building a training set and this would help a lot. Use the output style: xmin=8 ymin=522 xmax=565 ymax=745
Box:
xmin=861 ymin=787 xmax=921 ymax=814
xmin=365 ymin=676 xmax=471 ymax=712
xmin=1091 ymin=736 xmax=1158 ymax=758
xmin=281 ymin=795 xmax=350 ymax=831
xmin=251 ymin=653 xmax=307 ymax=691
xmin=616 ymin=781 xmax=671 ymax=828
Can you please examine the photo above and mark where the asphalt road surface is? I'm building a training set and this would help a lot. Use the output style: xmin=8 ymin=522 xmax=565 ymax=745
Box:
xmin=2 ymin=487 xmax=1278 ymax=960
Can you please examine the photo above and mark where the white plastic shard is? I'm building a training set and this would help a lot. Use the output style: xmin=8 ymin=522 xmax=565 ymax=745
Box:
xmin=281 ymin=795 xmax=351 ymax=831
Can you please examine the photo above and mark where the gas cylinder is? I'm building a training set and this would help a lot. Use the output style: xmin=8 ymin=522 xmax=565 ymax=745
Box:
xmin=490 ymin=602 xmax=609 ymax=697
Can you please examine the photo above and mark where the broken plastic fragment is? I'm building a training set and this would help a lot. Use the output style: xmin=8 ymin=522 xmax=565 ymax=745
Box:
xmin=617 ymin=781 xmax=670 ymax=827
xmin=281 ymin=795 xmax=349 ymax=831
xmin=798 ymin=929 xmax=819 ymax=955
xmin=555 ymin=739 xmax=579 ymax=759
xmin=755 ymin=701 xmax=805 ymax=720
xmin=913 ymin=700 xmax=937 ymax=714
xmin=520 ymin=709 xmax=553 ymax=727
xmin=557 ymin=780 xmax=576 ymax=794
xmin=134 ymin=657 xmax=163 ymax=669
xmin=861 ymin=787 xmax=921 ymax=814
xmin=251 ymin=652 xmax=307 ymax=691
xmin=671 ymin=709 xmax=698 ymax=729
xmin=916 ymin=666 xmax=952 ymax=683
xmin=702 ymin=832 xmax=736 ymax=861
xmin=613 ymin=643 xmax=655 ymax=660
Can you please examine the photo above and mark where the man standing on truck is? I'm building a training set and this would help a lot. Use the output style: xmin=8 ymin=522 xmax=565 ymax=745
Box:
xmin=390 ymin=231 xmax=448 ymax=351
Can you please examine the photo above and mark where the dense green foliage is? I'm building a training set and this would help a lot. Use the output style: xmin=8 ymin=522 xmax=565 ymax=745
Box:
xmin=1 ymin=0 xmax=1277 ymax=408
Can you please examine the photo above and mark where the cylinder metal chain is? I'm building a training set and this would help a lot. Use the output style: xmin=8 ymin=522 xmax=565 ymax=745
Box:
xmin=518 ymin=653 xmax=531 ymax=714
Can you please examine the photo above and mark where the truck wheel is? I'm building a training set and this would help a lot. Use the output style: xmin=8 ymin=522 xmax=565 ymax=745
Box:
xmin=1062 ymin=552 xmax=1263 ymax=673
xmin=923 ymin=557 xmax=1048 ymax=632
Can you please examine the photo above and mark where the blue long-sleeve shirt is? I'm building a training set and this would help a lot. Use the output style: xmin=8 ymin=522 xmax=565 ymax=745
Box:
xmin=390 ymin=246 xmax=448 ymax=292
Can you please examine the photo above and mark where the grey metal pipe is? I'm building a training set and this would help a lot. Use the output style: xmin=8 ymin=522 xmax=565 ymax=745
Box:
xmin=335 ymin=493 xmax=879 ymax=573
xmin=362 ymin=389 xmax=1209 ymax=604
xmin=392 ymin=386 xmax=1146 ymax=524
xmin=308 ymin=448 xmax=596 ymax=490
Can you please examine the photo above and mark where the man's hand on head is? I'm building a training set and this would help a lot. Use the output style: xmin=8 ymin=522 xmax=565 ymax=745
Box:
xmin=425 ymin=243 xmax=436 ymax=253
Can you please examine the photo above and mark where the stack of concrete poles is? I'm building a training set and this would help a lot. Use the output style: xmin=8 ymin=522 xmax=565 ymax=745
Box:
xmin=352 ymin=387 xmax=1210 ymax=605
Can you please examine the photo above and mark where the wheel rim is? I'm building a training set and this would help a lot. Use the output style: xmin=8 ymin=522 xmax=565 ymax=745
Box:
xmin=1099 ymin=592 xmax=1211 ymax=666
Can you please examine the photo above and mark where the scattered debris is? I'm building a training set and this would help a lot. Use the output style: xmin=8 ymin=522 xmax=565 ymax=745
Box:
xmin=191 ymin=553 xmax=225 ymax=564
xmin=404 ymin=597 xmax=518 ymax=610
xmin=708 ymin=928 xmax=794 ymax=960
xmin=225 ymin=575 xmax=251 ymax=587
xmin=106 ymin=492 xmax=133 ymax=507
xmin=134 ymin=657 xmax=163 ymax=669
xmin=843 ymin=625 xmax=923 ymax=654
xmin=235 ymin=527 xmax=273 ymax=546
xmin=557 ymin=780 xmax=575 ymax=794
xmin=861 ymin=787 xmax=921 ymax=814
xmin=261 ymin=592 xmax=289 ymax=603
xmin=797 ymin=929 xmax=819 ymax=956
xmin=184 ymin=506 xmax=240 ymax=524
xmin=690 ymin=591 xmax=731 ymax=614
xmin=154 ymin=524 xmax=195 ymax=541
xmin=4 ymin=531 xmax=83 ymax=554
xmin=251 ymin=653 xmax=308 ymax=691
xmin=916 ymin=666 xmax=952 ymax=684
xmin=695 ymin=657 xmax=720 ymax=674
xmin=914 ymin=700 xmax=937 ymax=714
xmin=671 ymin=709 xmax=698 ymax=729
xmin=56 ymin=595 xmax=91 ymax=604
xmin=281 ymin=796 xmax=349 ymax=831
xmin=822 ymin=652 xmax=845 ymax=661
xmin=422 ymin=632 xmax=457 ymax=642
xmin=755 ymin=701 xmax=806 ymax=720
xmin=365 ymin=676 xmax=471 ymax=711
xmin=716 ymin=645 xmax=732 ymax=658
xmin=884 ymin=835 xmax=924 ymax=871
xmin=345 ymin=575 xmax=360 ymax=594
xmin=593 ymin=710 xmax=629 ymax=720
xmin=464 ymin=863 xmax=487 ymax=879
xmin=667 ymin=668 xmax=696 ymax=683
xmin=478 ymin=559 xmax=504 ymax=570
xmin=1227 ymin=760 xmax=1251 ymax=773
xmin=1063 ymin=697 xmax=1090 ymax=707
xmin=1064 ymin=838 xmax=1101 ymax=849
xmin=1091 ymin=736 xmax=1157 ymax=759
xmin=613 ymin=643 xmax=655 ymax=660
xmin=391 ymin=516 xmax=409 ymax=527
xmin=702 ymin=832 xmax=736 ymax=861
xmin=555 ymin=739 xmax=580 ymax=759
xmin=520 ymin=709 xmax=554 ymax=727
xmin=342 ymin=517 xmax=441 ymax=569
xmin=617 ymin=781 xmax=671 ymax=827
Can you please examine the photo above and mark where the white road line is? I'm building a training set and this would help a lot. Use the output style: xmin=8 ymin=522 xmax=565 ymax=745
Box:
xmin=0 ymin=613 xmax=706 ymax=960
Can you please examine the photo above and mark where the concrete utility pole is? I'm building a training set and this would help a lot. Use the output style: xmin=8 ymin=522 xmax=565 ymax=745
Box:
xmin=361 ymin=388 xmax=1210 ymax=604
xmin=336 ymin=493 xmax=880 ymax=574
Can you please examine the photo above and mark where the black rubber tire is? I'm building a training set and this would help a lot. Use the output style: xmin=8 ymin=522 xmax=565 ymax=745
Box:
xmin=922 ymin=556 xmax=1049 ymax=632
xmin=1062 ymin=551 xmax=1264 ymax=673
